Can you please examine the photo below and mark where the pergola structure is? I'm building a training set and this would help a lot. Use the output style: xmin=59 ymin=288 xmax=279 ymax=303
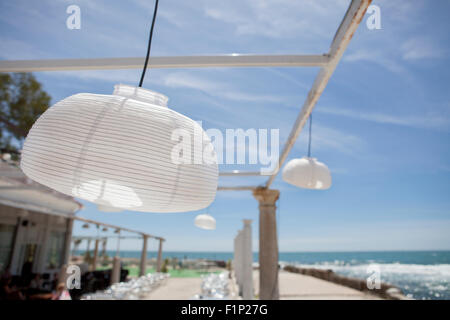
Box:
xmin=70 ymin=216 xmax=165 ymax=277
xmin=0 ymin=0 xmax=371 ymax=299
xmin=0 ymin=159 xmax=165 ymax=279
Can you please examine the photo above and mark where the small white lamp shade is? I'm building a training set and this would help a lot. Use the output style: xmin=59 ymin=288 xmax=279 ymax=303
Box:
xmin=21 ymin=84 xmax=218 ymax=213
xmin=194 ymin=214 xmax=216 ymax=230
xmin=282 ymin=157 xmax=332 ymax=190
xmin=97 ymin=204 xmax=123 ymax=213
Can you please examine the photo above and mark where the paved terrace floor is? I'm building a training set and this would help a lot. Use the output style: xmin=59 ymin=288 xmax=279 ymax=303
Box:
xmin=254 ymin=270 xmax=380 ymax=300
xmin=144 ymin=270 xmax=380 ymax=300
xmin=144 ymin=277 xmax=203 ymax=300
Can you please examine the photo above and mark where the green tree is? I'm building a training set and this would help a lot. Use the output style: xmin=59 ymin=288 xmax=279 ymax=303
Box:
xmin=0 ymin=73 xmax=51 ymax=154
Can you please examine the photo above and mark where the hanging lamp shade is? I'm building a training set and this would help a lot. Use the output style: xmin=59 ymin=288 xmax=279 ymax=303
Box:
xmin=21 ymin=84 xmax=218 ymax=213
xmin=194 ymin=213 xmax=216 ymax=230
xmin=282 ymin=157 xmax=332 ymax=190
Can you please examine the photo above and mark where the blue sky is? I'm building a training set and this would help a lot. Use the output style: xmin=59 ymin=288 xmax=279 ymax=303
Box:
xmin=1 ymin=0 xmax=449 ymax=252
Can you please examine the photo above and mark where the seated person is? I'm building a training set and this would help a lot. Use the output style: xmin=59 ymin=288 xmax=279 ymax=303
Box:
xmin=0 ymin=277 xmax=25 ymax=300
xmin=51 ymin=283 xmax=71 ymax=300
xmin=29 ymin=273 xmax=42 ymax=290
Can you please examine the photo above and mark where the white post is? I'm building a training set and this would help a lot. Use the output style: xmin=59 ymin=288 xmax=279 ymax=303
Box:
xmin=234 ymin=231 xmax=240 ymax=292
xmin=242 ymin=219 xmax=254 ymax=300
xmin=236 ymin=230 xmax=244 ymax=295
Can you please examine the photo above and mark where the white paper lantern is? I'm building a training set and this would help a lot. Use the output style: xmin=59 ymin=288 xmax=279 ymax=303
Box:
xmin=282 ymin=157 xmax=331 ymax=190
xmin=21 ymin=84 xmax=218 ymax=213
xmin=194 ymin=214 xmax=216 ymax=230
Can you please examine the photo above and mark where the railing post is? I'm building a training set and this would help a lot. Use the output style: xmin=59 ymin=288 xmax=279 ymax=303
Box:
xmin=139 ymin=235 xmax=148 ymax=276
xmin=91 ymin=239 xmax=99 ymax=271
xmin=156 ymin=239 xmax=163 ymax=272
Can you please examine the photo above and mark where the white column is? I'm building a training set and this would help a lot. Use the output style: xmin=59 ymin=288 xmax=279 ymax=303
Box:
xmin=234 ymin=232 xmax=240 ymax=291
xmin=233 ymin=233 xmax=237 ymax=281
xmin=242 ymin=219 xmax=254 ymax=300
xmin=236 ymin=230 xmax=244 ymax=295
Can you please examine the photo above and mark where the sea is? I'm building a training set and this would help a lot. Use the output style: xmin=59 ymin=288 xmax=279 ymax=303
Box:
xmin=79 ymin=250 xmax=450 ymax=300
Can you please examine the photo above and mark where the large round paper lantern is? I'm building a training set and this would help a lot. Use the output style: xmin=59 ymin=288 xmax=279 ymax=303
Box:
xmin=21 ymin=84 xmax=218 ymax=213
xmin=282 ymin=157 xmax=331 ymax=190
xmin=194 ymin=214 xmax=216 ymax=230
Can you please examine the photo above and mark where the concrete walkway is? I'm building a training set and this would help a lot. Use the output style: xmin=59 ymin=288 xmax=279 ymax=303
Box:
xmin=254 ymin=270 xmax=380 ymax=300
xmin=143 ymin=271 xmax=379 ymax=300
xmin=144 ymin=277 xmax=202 ymax=300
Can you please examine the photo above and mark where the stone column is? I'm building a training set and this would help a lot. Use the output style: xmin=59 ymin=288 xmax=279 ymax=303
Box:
xmin=233 ymin=233 xmax=238 ymax=283
xmin=156 ymin=239 xmax=163 ymax=272
xmin=234 ymin=230 xmax=243 ymax=294
xmin=139 ymin=235 xmax=148 ymax=276
xmin=242 ymin=219 xmax=254 ymax=300
xmin=253 ymin=188 xmax=280 ymax=300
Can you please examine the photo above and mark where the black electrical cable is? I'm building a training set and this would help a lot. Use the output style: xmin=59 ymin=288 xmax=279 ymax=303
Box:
xmin=307 ymin=113 xmax=312 ymax=158
xmin=138 ymin=0 xmax=159 ymax=87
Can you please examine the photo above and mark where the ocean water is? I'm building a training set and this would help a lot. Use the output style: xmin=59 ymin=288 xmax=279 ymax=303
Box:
xmin=77 ymin=250 xmax=450 ymax=300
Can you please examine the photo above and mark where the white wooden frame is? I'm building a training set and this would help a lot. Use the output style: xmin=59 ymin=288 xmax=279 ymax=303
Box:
xmin=0 ymin=0 xmax=371 ymax=192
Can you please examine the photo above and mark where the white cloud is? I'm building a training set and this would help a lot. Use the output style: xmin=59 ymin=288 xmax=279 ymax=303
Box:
xmin=161 ymin=71 xmax=286 ymax=103
xmin=203 ymin=0 xmax=348 ymax=40
xmin=343 ymin=1 xmax=444 ymax=76
xmin=317 ymin=106 xmax=450 ymax=130
xmin=344 ymin=49 xmax=409 ymax=76
xmin=293 ymin=123 xmax=366 ymax=157
xmin=401 ymin=37 xmax=445 ymax=61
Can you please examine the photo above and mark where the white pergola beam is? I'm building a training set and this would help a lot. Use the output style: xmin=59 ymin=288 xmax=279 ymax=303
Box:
xmin=0 ymin=54 xmax=329 ymax=72
xmin=217 ymin=186 xmax=256 ymax=191
xmin=265 ymin=0 xmax=371 ymax=188
xmin=219 ymin=171 xmax=263 ymax=176
xmin=0 ymin=1 xmax=370 ymax=190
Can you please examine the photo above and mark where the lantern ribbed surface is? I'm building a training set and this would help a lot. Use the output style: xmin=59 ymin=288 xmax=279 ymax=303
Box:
xmin=194 ymin=214 xmax=216 ymax=230
xmin=282 ymin=157 xmax=331 ymax=190
xmin=21 ymin=84 xmax=218 ymax=213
